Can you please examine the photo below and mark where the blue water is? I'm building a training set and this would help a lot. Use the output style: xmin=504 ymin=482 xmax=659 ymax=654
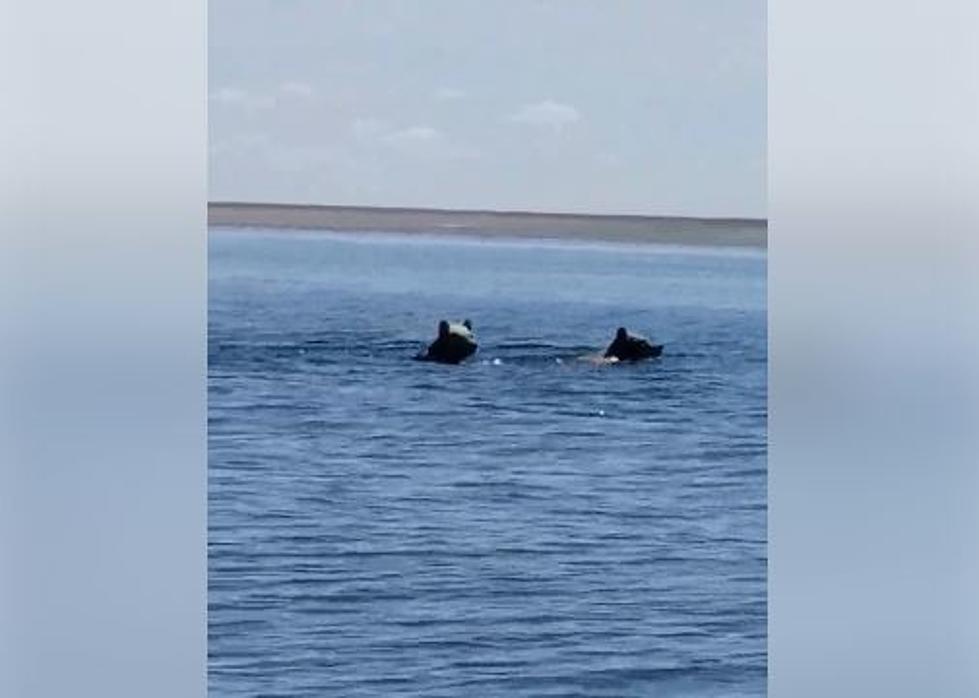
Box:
xmin=208 ymin=228 xmax=767 ymax=697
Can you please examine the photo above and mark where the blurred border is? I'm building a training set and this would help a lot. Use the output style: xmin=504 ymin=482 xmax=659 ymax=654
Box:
xmin=1 ymin=1 xmax=206 ymax=696
xmin=3 ymin=1 xmax=979 ymax=697
xmin=769 ymin=0 xmax=979 ymax=696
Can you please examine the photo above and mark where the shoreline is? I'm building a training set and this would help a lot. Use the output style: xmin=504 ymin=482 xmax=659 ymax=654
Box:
xmin=208 ymin=202 xmax=767 ymax=249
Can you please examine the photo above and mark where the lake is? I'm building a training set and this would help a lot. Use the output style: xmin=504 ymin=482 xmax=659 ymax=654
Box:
xmin=208 ymin=228 xmax=767 ymax=697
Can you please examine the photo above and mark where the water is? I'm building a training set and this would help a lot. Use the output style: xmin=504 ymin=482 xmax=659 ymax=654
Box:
xmin=208 ymin=228 xmax=767 ymax=697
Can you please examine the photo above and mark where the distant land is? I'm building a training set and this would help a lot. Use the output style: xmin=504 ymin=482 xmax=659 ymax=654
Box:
xmin=208 ymin=202 xmax=767 ymax=248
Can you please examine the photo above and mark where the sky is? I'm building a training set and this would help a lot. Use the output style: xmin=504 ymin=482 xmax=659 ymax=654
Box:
xmin=209 ymin=1 xmax=766 ymax=218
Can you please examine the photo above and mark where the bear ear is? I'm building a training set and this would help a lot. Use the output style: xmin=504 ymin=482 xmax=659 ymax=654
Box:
xmin=616 ymin=327 xmax=628 ymax=339
xmin=463 ymin=319 xmax=473 ymax=330
xmin=438 ymin=320 xmax=450 ymax=336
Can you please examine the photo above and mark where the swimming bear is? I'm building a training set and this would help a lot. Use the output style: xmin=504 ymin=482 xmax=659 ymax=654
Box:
xmin=604 ymin=327 xmax=663 ymax=362
xmin=416 ymin=319 xmax=478 ymax=364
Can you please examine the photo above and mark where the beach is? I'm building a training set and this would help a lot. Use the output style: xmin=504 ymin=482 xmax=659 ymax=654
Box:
xmin=209 ymin=202 xmax=767 ymax=248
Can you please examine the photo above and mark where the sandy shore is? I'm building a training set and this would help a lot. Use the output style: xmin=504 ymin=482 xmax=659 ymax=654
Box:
xmin=209 ymin=202 xmax=767 ymax=248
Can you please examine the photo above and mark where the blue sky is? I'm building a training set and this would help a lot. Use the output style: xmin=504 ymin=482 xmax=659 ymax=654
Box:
xmin=209 ymin=1 xmax=766 ymax=217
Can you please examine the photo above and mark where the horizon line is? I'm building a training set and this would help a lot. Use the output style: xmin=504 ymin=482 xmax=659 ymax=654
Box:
xmin=208 ymin=200 xmax=767 ymax=225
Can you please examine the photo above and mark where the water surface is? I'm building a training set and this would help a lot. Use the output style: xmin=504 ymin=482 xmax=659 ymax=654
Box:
xmin=209 ymin=228 xmax=767 ymax=697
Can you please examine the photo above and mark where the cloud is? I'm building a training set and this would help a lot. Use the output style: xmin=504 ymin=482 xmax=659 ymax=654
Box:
xmin=350 ymin=117 xmax=390 ymax=141
xmin=508 ymin=100 xmax=581 ymax=131
xmin=210 ymin=87 xmax=247 ymax=103
xmin=370 ymin=123 xmax=479 ymax=160
xmin=347 ymin=118 xmax=480 ymax=160
xmin=381 ymin=125 xmax=441 ymax=147
xmin=209 ymin=87 xmax=275 ymax=110
xmin=279 ymin=81 xmax=315 ymax=99
xmin=434 ymin=87 xmax=467 ymax=101
xmin=210 ymin=82 xmax=315 ymax=110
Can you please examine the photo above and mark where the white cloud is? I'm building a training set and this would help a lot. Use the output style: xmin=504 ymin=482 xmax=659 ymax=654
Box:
xmin=382 ymin=124 xmax=480 ymax=160
xmin=434 ymin=87 xmax=467 ymax=101
xmin=508 ymin=100 xmax=581 ymax=131
xmin=209 ymin=82 xmax=315 ymax=110
xmin=347 ymin=119 xmax=479 ymax=160
xmin=209 ymin=87 xmax=275 ymax=110
xmin=381 ymin=125 xmax=440 ymax=147
xmin=280 ymin=81 xmax=315 ymax=99
xmin=211 ymin=87 xmax=247 ymax=103
xmin=350 ymin=117 xmax=390 ymax=140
